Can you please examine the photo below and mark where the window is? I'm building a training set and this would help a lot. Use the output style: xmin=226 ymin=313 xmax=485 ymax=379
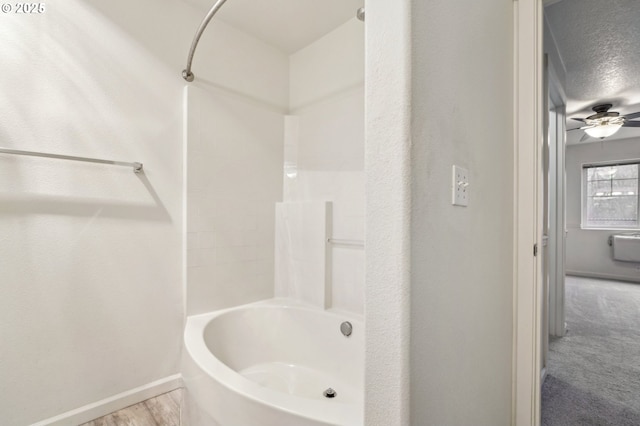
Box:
xmin=583 ymin=162 xmax=639 ymax=229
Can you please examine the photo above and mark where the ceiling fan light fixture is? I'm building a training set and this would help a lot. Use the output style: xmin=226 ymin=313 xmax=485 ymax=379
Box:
xmin=570 ymin=104 xmax=640 ymax=140
xmin=584 ymin=119 xmax=624 ymax=139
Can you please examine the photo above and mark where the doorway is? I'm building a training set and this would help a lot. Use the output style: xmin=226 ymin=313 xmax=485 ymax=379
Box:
xmin=538 ymin=1 xmax=640 ymax=424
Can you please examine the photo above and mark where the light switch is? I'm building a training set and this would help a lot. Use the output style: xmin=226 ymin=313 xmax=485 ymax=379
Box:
xmin=452 ymin=165 xmax=469 ymax=207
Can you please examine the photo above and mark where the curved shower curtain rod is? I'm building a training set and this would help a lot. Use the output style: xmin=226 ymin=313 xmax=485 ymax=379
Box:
xmin=182 ymin=0 xmax=229 ymax=82
xmin=182 ymin=2 xmax=365 ymax=82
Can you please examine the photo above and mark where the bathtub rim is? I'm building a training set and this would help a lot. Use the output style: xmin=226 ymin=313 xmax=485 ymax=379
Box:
xmin=183 ymin=298 xmax=364 ymax=425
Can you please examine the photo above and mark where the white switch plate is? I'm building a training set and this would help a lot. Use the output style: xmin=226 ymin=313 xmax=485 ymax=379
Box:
xmin=452 ymin=165 xmax=469 ymax=206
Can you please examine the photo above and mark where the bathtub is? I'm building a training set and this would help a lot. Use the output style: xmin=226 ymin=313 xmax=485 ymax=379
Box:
xmin=182 ymin=299 xmax=364 ymax=426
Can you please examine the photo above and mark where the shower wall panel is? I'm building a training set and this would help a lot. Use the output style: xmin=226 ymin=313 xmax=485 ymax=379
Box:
xmin=285 ymin=19 xmax=365 ymax=315
xmin=186 ymin=85 xmax=285 ymax=315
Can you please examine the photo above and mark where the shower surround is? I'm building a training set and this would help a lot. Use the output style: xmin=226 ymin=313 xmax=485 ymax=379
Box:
xmin=185 ymin=18 xmax=364 ymax=315
xmin=183 ymin=16 xmax=364 ymax=425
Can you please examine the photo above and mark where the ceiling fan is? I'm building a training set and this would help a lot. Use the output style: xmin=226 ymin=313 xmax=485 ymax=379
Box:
xmin=569 ymin=104 xmax=640 ymax=141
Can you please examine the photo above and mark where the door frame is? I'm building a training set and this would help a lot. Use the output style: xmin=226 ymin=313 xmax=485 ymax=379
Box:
xmin=513 ymin=0 xmax=544 ymax=424
xmin=546 ymin=63 xmax=567 ymax=339
xmin=541 ymin=56 xmax=567 ymax=382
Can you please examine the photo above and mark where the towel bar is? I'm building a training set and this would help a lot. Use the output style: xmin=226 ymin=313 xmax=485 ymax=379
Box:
xmin=0 ymin=147 xmax=143 ymax=173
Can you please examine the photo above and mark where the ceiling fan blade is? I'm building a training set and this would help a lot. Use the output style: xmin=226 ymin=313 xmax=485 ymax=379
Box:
xmin=622 ymin=111 xmax=640 ymax=120
xmin=579 ymin=133 xmax=591 ymax=142
xmin=622 ymin=120 xmax=640 ymax=127
xmin=571 ymin=117 xmax=586 ymax=122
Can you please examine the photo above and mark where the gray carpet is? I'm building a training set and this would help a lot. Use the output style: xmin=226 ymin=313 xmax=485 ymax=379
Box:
xmin=542 ymin=276 xmax=640 ymax=425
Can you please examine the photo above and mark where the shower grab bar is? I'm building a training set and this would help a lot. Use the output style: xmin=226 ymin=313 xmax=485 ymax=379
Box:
xmin=327 ymin=238 xmax=365 ymax=248
xmin=0 ymin=147 xmax=143 ymax=173
xmin=182 ymin=0 xmax=229 ymax=82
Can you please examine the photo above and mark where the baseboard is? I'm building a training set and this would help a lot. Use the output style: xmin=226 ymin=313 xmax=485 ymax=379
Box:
xmin=566 ymin=271 xmax=640 ymax=284
xmin=30 ymin=374 xmax=183 ymax=426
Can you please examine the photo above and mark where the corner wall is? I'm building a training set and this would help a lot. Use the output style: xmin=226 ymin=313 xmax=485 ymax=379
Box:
xmin=566 ymin=138 xmax=640 ymax=282
xmin=287 ymin=18 xmax=365 ymax=314
xmin=183 ymin=19 xmax=289 ymax=315
xmin=185 ymin=18 xmax=363 ymax=316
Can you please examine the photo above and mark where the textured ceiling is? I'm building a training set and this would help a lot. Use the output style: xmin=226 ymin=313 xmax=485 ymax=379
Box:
xmin=184 ymin=0 xmax=363 ymax=54
xmin=545 ymin=0 xmax=640 ymax=143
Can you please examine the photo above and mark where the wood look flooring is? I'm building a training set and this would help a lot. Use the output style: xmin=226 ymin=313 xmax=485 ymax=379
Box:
xmin=80 ymin=388 xmax=182 ymax=426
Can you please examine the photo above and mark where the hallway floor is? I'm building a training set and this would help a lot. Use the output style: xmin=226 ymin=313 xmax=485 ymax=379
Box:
xmin=80 ymin=388 xmax=181 ymax=426
xmin=541 ymin=276 xmax=640 ymax=425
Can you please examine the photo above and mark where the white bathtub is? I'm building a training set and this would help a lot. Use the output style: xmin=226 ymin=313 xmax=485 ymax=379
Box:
xmin=182 ymin=299 xmax=364 ymax=426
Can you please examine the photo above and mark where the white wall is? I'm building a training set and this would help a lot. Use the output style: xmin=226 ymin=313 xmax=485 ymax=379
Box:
xmin=0 ymin=1 xmax=200 ymax=423
xmin=409 ymin=0 xmax=514 ymax=423
xmin=364 ymin=1 xmax=412 ymax=423
xmin=566 ymin=137 xmax=640 ymax=282
xmin=286 ymin=19 xmax=365 ymax=315
xmin=365 ymin=0 xmax=514 ymax=424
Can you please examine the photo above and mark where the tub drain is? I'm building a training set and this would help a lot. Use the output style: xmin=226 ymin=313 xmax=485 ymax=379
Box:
xmin=323 ymin=388 xmax=337 ymax=398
